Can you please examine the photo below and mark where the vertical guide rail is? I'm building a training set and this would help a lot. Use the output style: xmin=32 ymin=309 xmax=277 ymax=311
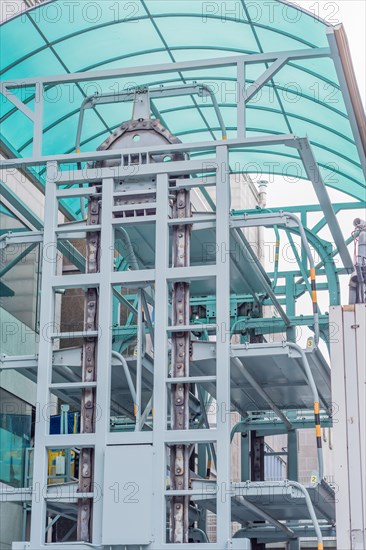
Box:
xmin=215 ymin=146 xmax=232 ymax=545
xmin=152 ymin=173 xmax=170 ymax=545
xmin=92 ymin=178 xmax=114 ymax=544
xmin=29 ymin=162 xmax=58 ymax=548
xmin=77 ymin=191 xmax=100 ymax=541
xmin=170 ymin=187 xmax=191 ymax=543
xmin=135 ymin=289 xmax=143 ymax=430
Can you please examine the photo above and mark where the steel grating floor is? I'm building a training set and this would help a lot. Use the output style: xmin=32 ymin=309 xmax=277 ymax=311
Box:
xmin=191 ymin=479 xmax=336 ymax=524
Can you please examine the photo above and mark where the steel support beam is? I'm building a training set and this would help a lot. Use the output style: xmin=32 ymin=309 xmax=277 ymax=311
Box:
xmin=215 ymin=145 xmax=232 ymax=545
xmin=296 ymin=137 xmax=353 ymax=271
xmin=91 ymin=178 xmax=114 ymax=545
xmin=0 ymin=135 xmax=298 ymax=171
xmin=244 ymin=57 xmax=289 ymax=102
xmin=152 ymin=173 xmax=170 ymax=545
xmin=0 ymin=84 xmax=35 ymax=120
xmin=29 ymin=162 xmax=58 ymax=549
xmin=2 ymin=48 xmax=330 ymax=88
xmin=327 ymin=27 xmax=366 ymax=174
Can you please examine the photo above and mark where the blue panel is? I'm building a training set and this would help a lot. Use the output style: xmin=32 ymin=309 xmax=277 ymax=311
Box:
xmin=155 ymin=16 xmax=259 ymax=52
xmin=53 ymin=19 xmax=162 ymax=72
xmin=0 ymin=17 xmax=46 ymax=72
xmin=2 ymin=49 xmax=66 ymax=81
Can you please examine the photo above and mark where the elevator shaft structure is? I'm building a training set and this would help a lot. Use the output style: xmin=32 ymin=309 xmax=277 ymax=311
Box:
xmin=1 ymin=92 xmax=344 ymax=550
xmin=76 ymin=89 xmax=196 ymax=542
xmin=1 ymin=31 xmax=365 ymax=550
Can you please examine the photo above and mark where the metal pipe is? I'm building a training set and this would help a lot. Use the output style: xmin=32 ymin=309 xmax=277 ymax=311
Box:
xmin=231 ymin=356 xmax=293 ymax=430
xmin=197 ymin=386 xmax=217 ymax=470
xmin=231 ymin=421 xmax=248 ymax=442
xmin=75 ymin=97 xmax=90 ymax=153
xmin=257 ymin=179 xmax=268 ymax=269
xmin=200 ymin=84 xmax=227 ymax=140
xmin=189 ymin=528 xmax=209 ymax=543
xmin=287 ymin=342 xmax=324 ymax=481
xmin=272 ymin=225 xmax=280 ymax=289
xmin=232 ymin=211 xmax=320 ymax=344
xmin=285 ymin=213 xmax=320 ymax=346
xmin=286 ymin=481 xmax=324 ymax=550
xmin=116 ymin=227 xmax=140 ymax=270
xmin=141 ymin=290 xmax=155 ymax=346
xmin=135 ymin=289 xmax=143 ymax=430
xmin=75 ymin=84 xmax=228 ymax=151
xmin=111 ymin=351 xmax=136 ymax=402
xmin=233 ymin=480 xmax=323 ymax=549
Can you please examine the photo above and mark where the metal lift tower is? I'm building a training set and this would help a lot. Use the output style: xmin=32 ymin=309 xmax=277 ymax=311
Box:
xmin=0 ymin=1 xmax=365 ymax=549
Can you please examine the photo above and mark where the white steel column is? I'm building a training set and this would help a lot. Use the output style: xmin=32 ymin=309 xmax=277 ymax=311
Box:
xmin=92 ymin=178 xmax=114 ymax=544
xmin=152 ymin=173 xmax=170 ymax=546
xmin=29 ymin=162 xmax=59 ymax=548
xmin=215 ymin=145 xmax=232 ymax=546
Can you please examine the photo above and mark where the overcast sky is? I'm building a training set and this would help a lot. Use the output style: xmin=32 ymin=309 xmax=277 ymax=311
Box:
xmin=267 ymin=1 xmax=365 ymax=310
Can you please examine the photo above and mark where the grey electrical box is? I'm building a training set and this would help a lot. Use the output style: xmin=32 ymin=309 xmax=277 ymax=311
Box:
xmin=102 ymin=444 xmax=154 ymax=545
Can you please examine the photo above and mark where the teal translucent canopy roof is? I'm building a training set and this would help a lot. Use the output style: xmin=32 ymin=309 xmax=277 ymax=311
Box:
xmin=0 ymin=0 xmax=365 ymax=205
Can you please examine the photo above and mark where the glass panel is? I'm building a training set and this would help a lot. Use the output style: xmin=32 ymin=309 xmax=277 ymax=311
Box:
xmin=0 ymin=205 xmax=41 ymax=332
xmin=254 ymin=25 xmax=313 ymax=52
xmin=0 ymin=0 xmax=364 ymax=202
xmin=1 ymin=111 xmax=34 ymax=152
xmin=283 ymin=96 xmax=351 ymax=137
xmin=0 ymin=389 xmax=33 ymax=489
xmin=155 ymin=16 xmax=259 ymax=52
xmin=172 ymin=48 xmax=251 ymax=62
xmin=0 ymin=18 xmax=46 ymax=71
xmin=53 ymin=19 xmax=162 ymax=72
xmin=41 ymin=109 xmax=105 ymax=155
xmin=29 ymin=0 xmax=144 ymax=41
xmin=1 ymin=49 xmax=66 ymax=81
xmin=0 ymin=242 xmax=41 ymax=332
xmin=42 ymin=86 xmax=85 ymax=130
xmin=272 ymin=63 xmax=348 ymax=115
xmin=84 ymin=49 xmax=173 ymax=72
xmin=163 ymin=106 xmax=209 ymax=133
xmin=246 ymin=106 xmax=290 ymax=134
xmin=290 ymin=117 xmax=360 ymax=163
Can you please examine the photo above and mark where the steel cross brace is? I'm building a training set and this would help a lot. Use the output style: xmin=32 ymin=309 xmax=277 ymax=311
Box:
xmin=294 ymin=137 xmax=353 ymax=271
